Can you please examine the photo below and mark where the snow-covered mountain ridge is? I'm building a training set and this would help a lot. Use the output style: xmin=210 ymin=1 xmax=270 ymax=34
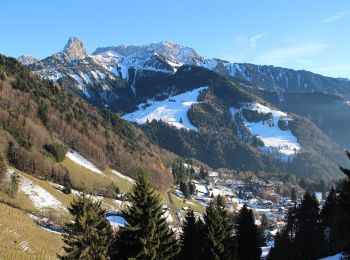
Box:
xmin=19 ymin=37 xmax=350 ymax=111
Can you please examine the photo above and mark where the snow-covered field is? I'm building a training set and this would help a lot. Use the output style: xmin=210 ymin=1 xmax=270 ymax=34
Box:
xmin=122 ymin=87 xmax=207 ymax=130
xmin=231 ymin=103 xmax=301 ymax=161
xmin=66 ymin=150 xmax=103 ymax=174
xmin=19 ymin=175 xmax=67 ymax=212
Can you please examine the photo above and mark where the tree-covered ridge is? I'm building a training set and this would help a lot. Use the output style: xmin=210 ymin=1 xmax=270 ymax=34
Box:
xmin=0 ymin=54 xmax=176 ymax=190
xmin=143 ymin=85 xmax=346 ymax=180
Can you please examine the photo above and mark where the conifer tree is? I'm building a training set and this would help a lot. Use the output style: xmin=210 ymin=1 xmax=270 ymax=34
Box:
xmin=339 ymin=151 xmax=350 ymax=256
xmin=180 ymin=209 xmax=202 ymax=260
xmin=294 ymin=191 xmax=324 ymax=259
xmin=202 ymin=201 xmax=227 ymax=260
xmin=268 ymin=230 xmax=293 ymax=260
xmin=285 ymin=204 xmax=297 ymax=245
xmin=60 ymin=194 xmax=112 ymax=260
xmin=269 ymin=206 xmax=296 ymax=260
xmin=291 ymin=187 xmax=297 ymax=202
xmin=321 ymin=186 xmax=340 ymax=254
xmin=110 ymin=170 xmax=179 ymax=260
xmin=235 ymin=204 xmax=261 ymax=260
xmin=215 ymin=195 xmax=236 ymax=260
xmin=258 ymin=214 xmax=269 ymax=246
xmin=180 ymin=181 xmax=190 ymax=198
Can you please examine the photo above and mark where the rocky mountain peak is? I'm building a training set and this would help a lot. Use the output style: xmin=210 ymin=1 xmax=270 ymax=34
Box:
xmin=62 ymin=37 xmax=86 ymax=60
xmin=17 ymin=55 xmax=39 ymax=65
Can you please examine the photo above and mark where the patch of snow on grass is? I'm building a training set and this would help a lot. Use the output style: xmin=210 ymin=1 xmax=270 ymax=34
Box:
xmin=66 ymin=150 xmax=103 ymax=174
xmin=231 ymin=103 xmax=301 ymax=161
xmin=19 ymin=176 xmax=67 ymax=212
xmin=111 ymin=170 xmax=135 ymax=184
xmin=122 ymin=87 xmax=207 ymax=130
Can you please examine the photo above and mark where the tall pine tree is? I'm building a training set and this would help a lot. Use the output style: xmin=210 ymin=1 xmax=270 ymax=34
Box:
xmin=202 ymin=200 xmax=227 ymax=260
xmin=268 ymin=204 xmax=296 ymax=260
xmin=235 ymin=204 xmax=261 ymax=260
xmin=321 ymin=186 xmax=341 ymax=255
xmin=339 ymin=151 xmax=350 ymax=256
xmin=180 ymin=209 xmax=203 ymax=260
xmin=110 ymin=170 xmax=179 ymax=260
xmin=291 ymin=187 xmax=297 ymax=202
xmin=268 ymin=230 xmax=294 ymax=260
xmin=293 ymin=191 xmax=324 ymax=259
xmin=215 ymin=195 xmax=236 ymax=260
xmin=59 ymin=194 xmax=112 ymax=260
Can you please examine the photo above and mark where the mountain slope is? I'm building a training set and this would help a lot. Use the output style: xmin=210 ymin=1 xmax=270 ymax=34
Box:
xmin=0 ymin=54 xmax=176 ymax=190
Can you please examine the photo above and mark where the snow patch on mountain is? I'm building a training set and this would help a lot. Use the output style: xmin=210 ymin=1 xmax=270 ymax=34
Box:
xmin=122 ymin=87 xmax=207 ymax=130
xmin=66 ymin=150 xmax=103 ymax=174
xmin=231 ymin=103 xmax=301 ymax=161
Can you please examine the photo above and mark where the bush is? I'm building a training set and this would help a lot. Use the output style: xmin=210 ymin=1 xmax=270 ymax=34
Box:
xmin=44 ymin=143 xmax=68 ymax=162
xmin=278 ymin=119 xmax=289 ymax=131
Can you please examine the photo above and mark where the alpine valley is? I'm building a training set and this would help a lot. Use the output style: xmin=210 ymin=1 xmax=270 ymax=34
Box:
xmin=16 ymin=37 xmax=350 ymax=181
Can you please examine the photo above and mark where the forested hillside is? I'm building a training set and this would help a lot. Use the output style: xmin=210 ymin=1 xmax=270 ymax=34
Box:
xmin=0 ymin=55 xmax=176 ymax=190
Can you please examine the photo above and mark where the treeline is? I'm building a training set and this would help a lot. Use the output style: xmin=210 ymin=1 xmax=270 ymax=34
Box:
xmin=60 ymin=171 xmax=262 ymax=260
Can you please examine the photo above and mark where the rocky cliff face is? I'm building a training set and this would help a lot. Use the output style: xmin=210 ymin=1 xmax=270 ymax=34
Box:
xmin=62 ymin=37 xmax=87 ymax=60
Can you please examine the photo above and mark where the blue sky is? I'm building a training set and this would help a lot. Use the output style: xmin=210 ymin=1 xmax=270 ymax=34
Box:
xmin=1 ymin=0 xmax=350 ymax=78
